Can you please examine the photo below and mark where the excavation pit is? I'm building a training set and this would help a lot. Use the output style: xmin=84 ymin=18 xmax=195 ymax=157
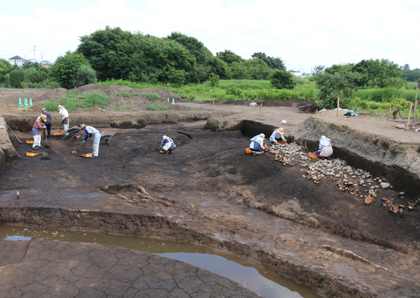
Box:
xmin=1 ymin=102 xmax=420 ymax=297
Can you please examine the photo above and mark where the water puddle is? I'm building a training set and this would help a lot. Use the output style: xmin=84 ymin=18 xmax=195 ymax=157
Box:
xmin=0 ymin=225 xmax=320 ymax=298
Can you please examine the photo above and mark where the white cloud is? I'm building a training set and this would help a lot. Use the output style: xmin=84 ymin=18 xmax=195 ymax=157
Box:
xmin=0 ymin=0 xmax=419 ymax=70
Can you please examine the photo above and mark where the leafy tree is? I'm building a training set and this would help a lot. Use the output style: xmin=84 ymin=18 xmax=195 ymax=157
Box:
xmin=216 ymin=50 xmax=244 ymax=65
xmin=167 ymin=32 xmax=212 ymax=64
xmin=205 ymin=56 xmax=231 ymax=79
xmin=402 ymin=68 xmax=420 ymax=82
xmin=244 ymin=59 xmax=272 ymax=80
xmin=403 ymin=63 xmax=410 ymax=70
xmin=251 ymin=52 xmax=285 ymax=70
xmin=325 ymin=64 xmax=354 ymax=75
xmin=230 ymin=61 xmax=249 ymax=79
xmin=352 ymin=59 xmax=402 ymax=88
xmin=10 ymin=70 xmax=25 ymax=88
xmin=73 ymin=65 xmax=97 ymax=87
xmin=270 ymin=70 xmax=296 ymax=90
xmin=313 ymin=65 xmax=361 ymax=109
xmin=78 ymin=27 xmax=197 ymax=84
xmin=196 ymin=63 xmax=211 ymax=84
xmin=50 ymin=51 xmax=91 ymax=89
xmin=0 ymin=59 xmax=12 ymax=77
xmin=209 ymin=73 xmax=219 ymax=87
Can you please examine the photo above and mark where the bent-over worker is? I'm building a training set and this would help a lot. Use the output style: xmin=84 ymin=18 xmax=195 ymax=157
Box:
xmin=269 ymin=127 xmax=286 ymax=144
xmin=249 ymin=133 xmax=267 ymax=155
xmin=32 ymin=114 xmax=47 ymax=149
xmin=58 ymin=105 xmax=69 ymax=137
xmin=314 ymin=135 xmax=333 ymax=158
xmin=41 ymin=108 xmax=52 ymax=139
xmin=80 ymin=124 xmax=100 ymax=157
xmin=160 ymin=135 xmax=176 ymax=154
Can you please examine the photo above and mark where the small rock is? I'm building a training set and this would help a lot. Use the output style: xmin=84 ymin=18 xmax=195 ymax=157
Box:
xmin=380 ymin=182 xmax=390 ymax=189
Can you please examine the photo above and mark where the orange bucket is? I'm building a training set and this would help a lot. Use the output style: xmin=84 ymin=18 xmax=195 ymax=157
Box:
xmin=26 ymin=152 xmax=39 ymax=157
xmin=309 ymin=152 xmax=320 ymax=159
xmin=160 ymin=150 xmax=165 ymax=154
xmin=278 ymin=140 xmax=287 ymax=145
xmin=26 ymin=140 xmax=34 ymax=144
xmin=246 ymin=148 xmax=252 ymax=154
xmin=54 ymin=132 xmax=63 ymax=136
xmin=80 ymin=153 xmax=93 ymax=158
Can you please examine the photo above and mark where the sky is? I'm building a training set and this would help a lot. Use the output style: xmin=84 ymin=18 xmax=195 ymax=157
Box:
xmin=1 ymin=0 xmax=419 ymax=73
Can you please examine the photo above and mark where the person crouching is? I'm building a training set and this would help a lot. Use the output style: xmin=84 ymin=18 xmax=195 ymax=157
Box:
xmin=80 ymin=124 xmax=100 ymax=157
xmin=160 ymin=135 xmax=176 ymax=154
xmin=32 ymin=114 xmax=47 ymax=149
xmin=270 ymin=127 xmax=286 ymax=144
xmin=249 ymin=133 xmax=267 ymax=155
xmin=313 ymin=135 xmax=333 ymax=158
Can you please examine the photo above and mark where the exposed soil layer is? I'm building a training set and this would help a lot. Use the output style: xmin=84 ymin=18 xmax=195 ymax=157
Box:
xmin=1 ymin=121 xmax=420 ymax=297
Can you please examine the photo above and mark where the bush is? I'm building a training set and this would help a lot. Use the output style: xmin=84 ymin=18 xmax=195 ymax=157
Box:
xmin=42 ymin=98 xmax=60 ymax=111
xmin=270 ymin=70 xmax=296 ymax=90
xmin=145 ymin=104 xmax=168 ymax=111
xmin=3 ymin=73 xmax=10 ymax=87
xmin=77 ymin=90 xmax=111 ymax=108
xmin=73 ymin=65 xmax=96 ymax=87
xmin=209 ymin=73 xmax=219 ymax=87
xmin=145 ymin=93 xmax=160 ymax=99
xmin=10 ymin=70 xmax=25 ymax=88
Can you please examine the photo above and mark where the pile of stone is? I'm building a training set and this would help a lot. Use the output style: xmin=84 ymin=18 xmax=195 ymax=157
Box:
xmin=268 ymin=143 xmax=420 ymax=213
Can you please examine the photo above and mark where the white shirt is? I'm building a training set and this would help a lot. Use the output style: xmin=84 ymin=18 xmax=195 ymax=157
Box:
xmin=59 ymin=107 xmax=69 ymax=118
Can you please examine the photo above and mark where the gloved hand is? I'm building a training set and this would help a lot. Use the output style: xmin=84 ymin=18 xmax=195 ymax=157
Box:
xmin=82 ymin=140 xmax=86 ymax=145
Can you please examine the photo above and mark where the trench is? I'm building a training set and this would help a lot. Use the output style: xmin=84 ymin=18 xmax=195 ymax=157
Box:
xmin=2 ymin=117 xmax=419 ymax=297
xmin=0 ymin=224 xmax=319 ymax=298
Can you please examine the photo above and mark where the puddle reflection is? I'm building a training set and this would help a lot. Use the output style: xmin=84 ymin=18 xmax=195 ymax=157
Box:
xmin=0 ymin=225 xmax=320 ymax=298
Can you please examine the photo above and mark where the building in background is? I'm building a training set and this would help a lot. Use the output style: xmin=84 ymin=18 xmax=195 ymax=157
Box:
xmin=40 ymin=60 xmax=53 ymax=68
xmin=8 ymin=55 xmax=25 ymax=67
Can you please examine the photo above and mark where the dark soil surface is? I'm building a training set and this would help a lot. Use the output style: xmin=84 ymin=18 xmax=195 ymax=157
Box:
xmin=1 ymin=121 xmax=420 ymax=297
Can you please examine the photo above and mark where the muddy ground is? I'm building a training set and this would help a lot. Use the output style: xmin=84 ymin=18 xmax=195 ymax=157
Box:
xmin=0 ymin=87 xmax=420 ymax=297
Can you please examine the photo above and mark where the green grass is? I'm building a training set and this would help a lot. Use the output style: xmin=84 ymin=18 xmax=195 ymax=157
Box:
xmin=145 ymin=93 xmax=160 ymax=100
xmin=115 ymin=105 xmax=133 ymax=112
xmin=145 ymin=104 xmax=168 ymax=111
xmin=117 ymin=90 xmax=139 ymax=97
xmin=41 ymin=91 xmax=111 ymax=113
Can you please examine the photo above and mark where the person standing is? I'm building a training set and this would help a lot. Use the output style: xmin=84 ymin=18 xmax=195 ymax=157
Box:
xmin=58 ymin=105 xmax=69 ymax=137
xmin=41 ymin=108 xmax=52 ymax=139
xmin=160 ymin=135 xmax=176 ymax=154
xmin=249 ymin=133 xmax=267 ymax=155
xmin=32 ymin=114 xmax=46 ymax=149
xmin=269 ymin=127 xmax=286 ymax=144
xmin=313 ymin=135 xmax=333 ymax=158
xmin=80 ymin=124 xmax=100 ymax=157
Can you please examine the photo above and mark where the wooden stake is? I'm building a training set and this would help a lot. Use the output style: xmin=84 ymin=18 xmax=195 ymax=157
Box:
xmin=387 ymin=104 xmax=391 ymax=121
xmin=406 ymin=103 xmax=413 ymax=131
xmin=259 ymin=103 xmax=262 ymax=119
xmin=316 ymin=109 xmax=318 ymax=114
xmin=337 ymin=97 xmax=340 ymax=116
xmin=414 ymin=84 xmax=418 ymax=122
xmin=212 ymin=97 xmax=215 ymax=110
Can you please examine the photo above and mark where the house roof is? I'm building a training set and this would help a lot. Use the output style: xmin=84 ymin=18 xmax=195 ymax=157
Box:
xmin=40 ymin=60 xmax=53 ymax=65
xmin=9 ymin=55 xmax=25 ymax=60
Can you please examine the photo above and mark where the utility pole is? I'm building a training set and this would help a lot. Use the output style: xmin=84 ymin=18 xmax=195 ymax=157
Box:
xmin=33 ymin=45 xmax=37 ymax=62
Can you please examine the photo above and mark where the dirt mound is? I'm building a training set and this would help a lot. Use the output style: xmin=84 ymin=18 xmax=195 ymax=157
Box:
xmin=212 ymin=98 xmax=312 ymax=107
xmin=37 ymin=88 xmax=68 ymax=102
